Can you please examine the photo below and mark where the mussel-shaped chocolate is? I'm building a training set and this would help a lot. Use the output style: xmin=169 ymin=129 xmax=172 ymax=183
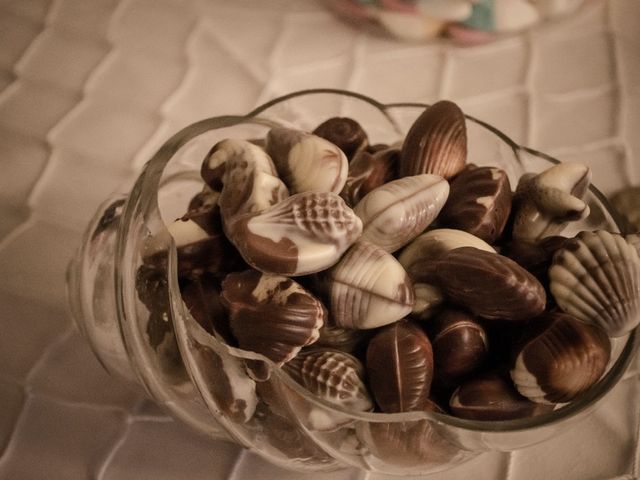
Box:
xmin=340 ymin=147 xmax=399 ymax=207
xmin=265 ymin=127 xmax=348 ymax=194
xmin=549 ymin=230 xmax=640 ymax=337
xmin=229 ymin=191 xmax=363 ymax=276
xmin=399 ymin=100 xmax=467 ymax=180
xmin=450 ymin=373 xmax=552 ymax=420
xmin=313 ymin=117 xmax=369 ymax=160
xmin=285 ymin=349 xmax=373 ymax=413
xmin=327 ymin=241 xmax=414 ymax=329
xmin=431 ymin=247 xmax=546 ymax=321
xmin=510 ymin=312 xmax=611 ymax=404
xmin=354 ymin=174 xmax=449 ymax=253
xmin=398 ymin=228 xmax=495 ymax=282
xmin=512 ymin=162 xmax=591 ymax=242
xmin=439 ymin=165 xmax=512 ymax=243
xmin=221 ymin=270 xmax=326 ymax=365
xmin=366 ymin=321 xmax=434 ymax=413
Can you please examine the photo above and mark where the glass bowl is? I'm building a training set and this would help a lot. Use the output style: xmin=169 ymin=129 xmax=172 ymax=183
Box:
xmin=66 ymin=88 xmax=637 ymax=475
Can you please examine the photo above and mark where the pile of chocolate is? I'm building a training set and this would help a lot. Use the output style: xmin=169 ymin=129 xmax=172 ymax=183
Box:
xmin=137 ymin=100 xmax=640 ymax=426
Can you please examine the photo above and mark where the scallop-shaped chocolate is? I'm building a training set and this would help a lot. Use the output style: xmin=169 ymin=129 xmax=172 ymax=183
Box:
xmin=432 ymin=247 xmax=546 ymax=321
xmin=285 ymin=349 xmax=373 ymax=413
xmin=328 ymin=241 xmax=414 ymax=329
xmin=511 ymin=312 xmax=611 ymax=404
xmin=366 ymin=321 xmax=434 ymax=413
xmin=398 ymin=228 xmax=495 ymax=282
xmin=265 ymin=127 xmax=348 ymax=194
xmin=450 ymin=373 xmax=552 ymax=420
xmin=354 ymin=174 xmax=449 ymax=253
xmin=512 ymin=162 xmax=591 ymax=242
xmin=628 ymin=233 xmax=640 ymax=255
xmin=313 ymin=117 xmax=369 ymax=160
xmin=221 ymin=270 xmax=326 ymax=365
xmin=439 ymin=165 xmax=512 ymax=243
xmin=340 ymin=148 xmax=399 ymax=207
xmin=229 ymin=191 xmax=363 ymax=276
xmin=399 ymin=100 xmax=467 ymax=180
xmin=550 ymin=230 xmax=640 ymax=337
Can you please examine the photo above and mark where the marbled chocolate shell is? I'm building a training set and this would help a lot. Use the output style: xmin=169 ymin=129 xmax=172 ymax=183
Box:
xmin=511 ymin=312 xmax=611 ymax=404
xmin=266 ymin=127 xmax=348 ymax=194
xmin=221 ymin=270 xmax=326 ymax=365
xmin=366 ymin=321 xmax=434 ymax=413
xmin=340 ymin=148 xmax=399 ymax=207
xmin=328 ymin=241 xmax=414 ymax=329
xmin=229 ymin=191 xmax=363 ymax=276
xmin=399 ymin=100 xmax=467 ymax=180
xmin=285 ymin=349 xmax=373 ymax=413
xmin=432 ymin=247 xmax=546 ymax=321
xmin=549 ymin=230 xmax=640 ymax=337
xmin=439 ymin=165 xmax=512 ymax=243
xmin=512 ymin=162 xmax=591 ymax=242
xmin=354 ymin=174 xmax=449 ymax=253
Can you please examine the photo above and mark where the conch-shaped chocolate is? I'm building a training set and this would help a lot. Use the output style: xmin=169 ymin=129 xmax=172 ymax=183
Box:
xmin=366 ymin=321 xmax=434 ymax=413
xmin=340 ymin=148 xmax=399 ymax=207
xmin=399 ymin=100 xmax=467 ymax=180
xmin=549 ymin=230 xmax=640 ymax=337
xmin=312 ymin=117 xmax=369 ymax=160
xmin=285 ymin=349 xmax=373 ymax=413
xmin=431 ymin=247 xmax=546 ymax=321
xmin=265 ymin=127 xmax=348 ymax=194
xmin=212 ymin=139 xmax=289 ymax=227
xmin=221 ymin=270 xmax=326 ymax=365
xmin=512 ymin=162 xmax=591 ymax=242
xmin=439 ymin=165 xmax=512 ymax=243
xmin=354 ymin=174 xmax=449 ymax=253
xmin=229 ymin=191 xmax=362 ymax=276
xmin=511 ymin=312 xmax=611 ymax=404
xmin=327 ymin=241 xmax=414 ymax=329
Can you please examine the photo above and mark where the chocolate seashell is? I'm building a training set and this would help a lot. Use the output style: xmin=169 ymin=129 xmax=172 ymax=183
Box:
xmin=229 ymin=191 xmax=362 ymax=276
xmin=340 ymin=148 xmax=399 ymax=207
xmin=398 ymin=228 xmax=495 ymax=283
xmin=285 ymin=349 xmax=373 ymax=414
xmin=432 ymin=247 xmax=547 ymax=321
xmin=502 ymin=236 xmax=569 ymax=280
xmin=411 ymin=283 xmax=445 ymax=321
xmin=510 ymin=312 xmax=611 ymax=404
xmin=612 ymin=186 xmax=640 ymax=231
xmin=328 ymin=241 xmax=414 ymax=329
xmin=429 ymin=309 xmax=488 ymax=384
xmin=399 ymin=100 xmax=467 ymax=180
xmin=628 ymin=233 xmax=640 ymax=255
xmin=512 ymin=162 xmax=591 ymax=242
xmin=354 ymin=174 xmax=449 ymax=253
xmin=450 ymin=373 xmax=552 ymax=420
xmin=366 ymin=321 xmax=434 ymax=413
xmin=188 ymin=184 xmax=220 ymax=213
xmin=549 ymin=230 xmax=640 ymax=337
xmin=214 ymin=140 xmax=290 ymax=233
xmin=312 ymin=117 xmax=369 ymax=160
xmin=221 ymin=270 xmax=326 ymax=365
xmin=439 ymin=165 xmax=512 ymax=243
xmin=357 ymin=417 xmax=458 ymax=468
xmin=315 ymin=322 xmax=369 ymax=354
xmin=265 ymin=127 xmax=348 ymax=194
xmin=180 ymin=275 xmax=233 ymax=343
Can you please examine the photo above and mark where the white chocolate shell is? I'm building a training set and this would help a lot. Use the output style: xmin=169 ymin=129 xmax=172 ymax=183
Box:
xmin=266 ymin=128 xmax=348 ymax=194
xmin=328 ymin=241 xmax=414 ymax=329
xmin=398 ymin=228 xmax=495 ymax=282
xmin=230 ymin=192 xmax=362 ymax=276
xmin=354 ymin=174 xmax=449 ymax=253
xmin=513 ymin=162 xmax=591 ymax=242
xmin=549 ymin=230 xmax=640 ymax=337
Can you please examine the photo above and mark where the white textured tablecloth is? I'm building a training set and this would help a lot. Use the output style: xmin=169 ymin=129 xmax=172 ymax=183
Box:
xmin=0 ymin=1 xmax=639 ymax=478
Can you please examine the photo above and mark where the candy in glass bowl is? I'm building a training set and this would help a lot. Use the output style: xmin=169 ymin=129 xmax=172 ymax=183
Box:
xmin=67 ymin=89 xmax=639 ymax=475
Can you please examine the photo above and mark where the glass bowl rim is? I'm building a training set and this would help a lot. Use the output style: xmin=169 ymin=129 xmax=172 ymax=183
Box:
xmin=121 ymin=87 xmax=638 ymax=434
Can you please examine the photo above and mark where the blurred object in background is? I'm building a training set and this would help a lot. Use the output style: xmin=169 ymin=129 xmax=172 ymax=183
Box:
xmin=324 ymin=0 xmax=587 ymax=44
